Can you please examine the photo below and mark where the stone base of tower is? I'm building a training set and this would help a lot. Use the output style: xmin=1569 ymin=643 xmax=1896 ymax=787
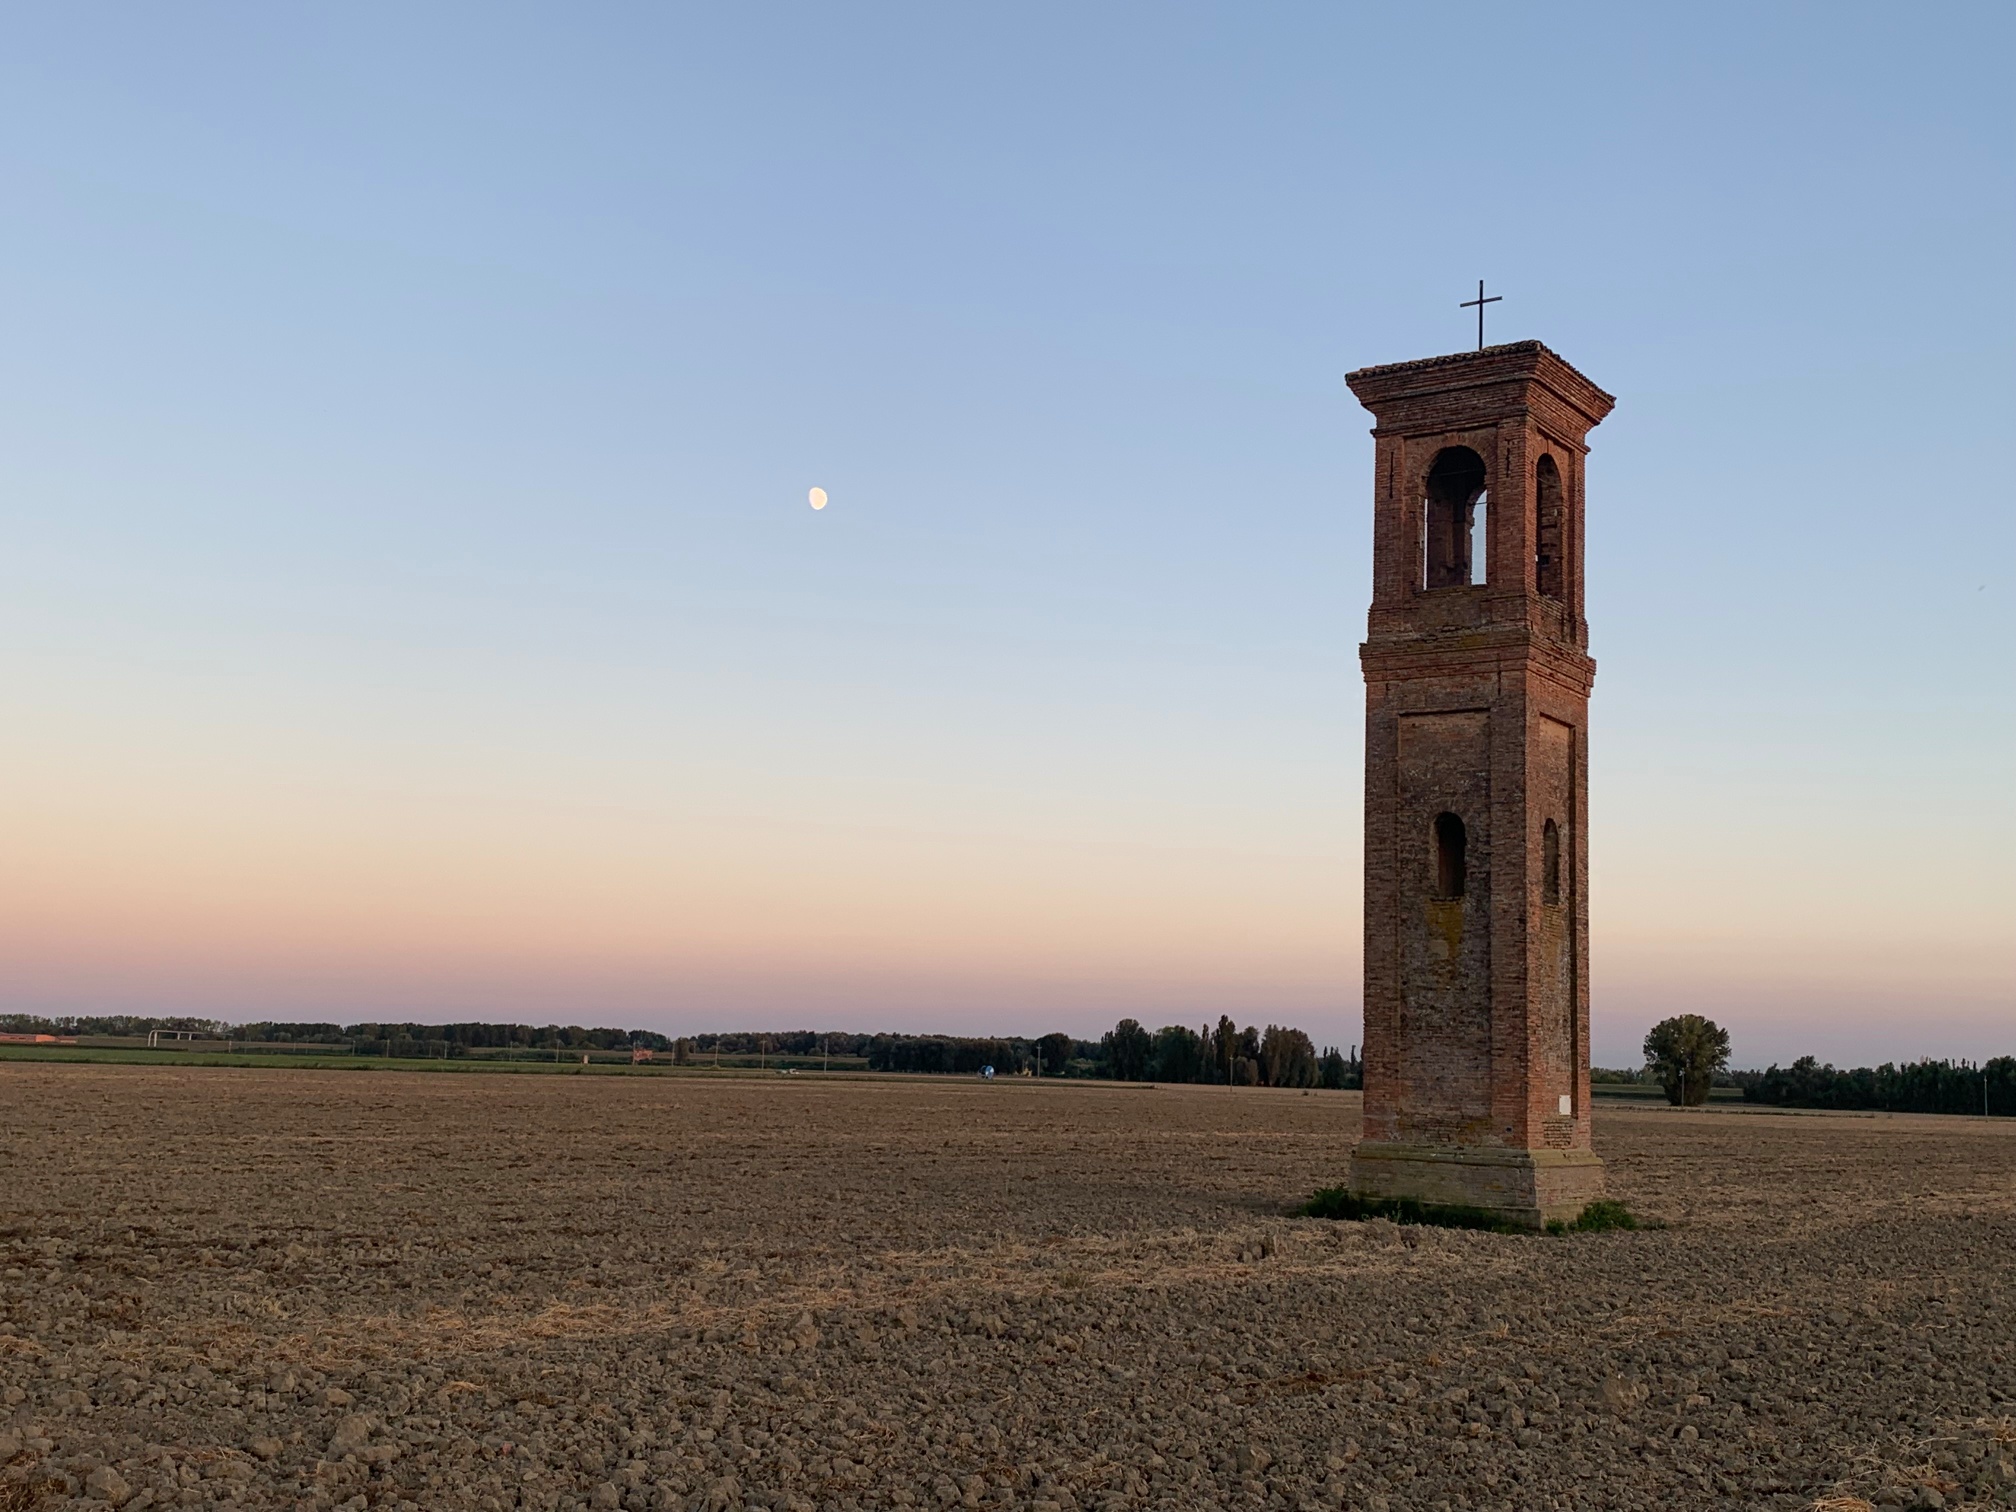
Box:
xmin=1348 ymin=1143 xmax=1605 ymax=1230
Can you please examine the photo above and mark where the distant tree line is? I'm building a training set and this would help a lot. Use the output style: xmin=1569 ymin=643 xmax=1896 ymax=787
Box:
xmin=21 ymin=1010 xmax=1999 ymax=1113
xmin=3 ymin=1011 xmax=1358 ymax=1086
xmin=1737 ymin=1056 xmax=2014 ymax=1117
xmin=1097 ymin=1017 xmax=1360 ymax=1088
xmin=853 ymin=1033 xmax=1084 ymax=1076
xmin=646 ymin=1031 xmax=1090 ymax=1074
xmin=1609 ymin=1016 xmax=2012 ymax=1119
xmin=339 ymin=1022 xmax=674 ymax=1052
xmin=0 ymin=1014 xmax=671 ymax=1055
xmin=695 ymin=1030 xmax=870 ymax=1057
xmin=4 ymin=1014 xmax=236 ymax=1038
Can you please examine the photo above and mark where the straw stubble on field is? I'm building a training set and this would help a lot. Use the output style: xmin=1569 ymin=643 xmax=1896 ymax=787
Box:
xmin=2 ymin=1067 xmax=2012 ymax=1512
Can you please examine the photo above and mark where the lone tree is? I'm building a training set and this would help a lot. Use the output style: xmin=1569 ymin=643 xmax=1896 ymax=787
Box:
xmin=1643 ymin=1014 xmax=1732 ymax=1106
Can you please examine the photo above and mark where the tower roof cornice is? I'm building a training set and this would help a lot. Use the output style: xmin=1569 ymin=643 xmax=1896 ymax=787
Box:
xmin=1346 ymin=340 xmax=1615 ymax=433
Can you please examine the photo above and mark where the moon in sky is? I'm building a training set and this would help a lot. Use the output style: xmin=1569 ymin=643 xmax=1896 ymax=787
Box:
xmin=808 ymin=487 xmax=828 ymax=510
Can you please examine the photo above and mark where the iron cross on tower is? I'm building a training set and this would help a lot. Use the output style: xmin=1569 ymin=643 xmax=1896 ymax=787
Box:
xmin=1460 ymin=280 xmax=1502 ymax=350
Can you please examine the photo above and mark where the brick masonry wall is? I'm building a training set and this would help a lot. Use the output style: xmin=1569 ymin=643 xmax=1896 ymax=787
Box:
xmin=1347 ymin=343 xmax=1612 ymax=1166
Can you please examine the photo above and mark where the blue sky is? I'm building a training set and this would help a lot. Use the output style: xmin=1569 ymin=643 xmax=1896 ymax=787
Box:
xmin=1 ymin=4 xmax=2009 ymax=1066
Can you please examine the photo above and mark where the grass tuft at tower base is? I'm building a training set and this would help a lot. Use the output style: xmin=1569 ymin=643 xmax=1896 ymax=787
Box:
xmin=1299 ymin=1187 xmax=1642 ymax=1235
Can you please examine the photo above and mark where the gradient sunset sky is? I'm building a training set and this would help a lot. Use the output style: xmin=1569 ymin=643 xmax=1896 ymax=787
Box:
xmin=2 ymin=5 xmax=2009 ymax=1067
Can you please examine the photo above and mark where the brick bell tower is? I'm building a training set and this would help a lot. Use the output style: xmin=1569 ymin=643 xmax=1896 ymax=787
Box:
xmin=1344 ymin=340 xmax=1614 ymax=1229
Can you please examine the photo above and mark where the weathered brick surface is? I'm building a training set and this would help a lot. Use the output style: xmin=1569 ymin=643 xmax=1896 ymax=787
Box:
xmin=1344 ymin=341 xmax=1614 ymax=1226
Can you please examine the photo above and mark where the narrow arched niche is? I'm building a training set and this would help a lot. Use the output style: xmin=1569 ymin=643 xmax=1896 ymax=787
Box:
xmin=1433 ymin=812 xmax=1467 ymax=899
xmin=1535 ymin=454 xmax=1565 ymax=600
xmin=1423 ymin=447 xmax=1487 ymax=590
xmin=1542 ymin=818 xmax=1561 ymax=905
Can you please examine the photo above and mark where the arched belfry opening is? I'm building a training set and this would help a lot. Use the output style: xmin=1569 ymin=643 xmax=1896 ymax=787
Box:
xmin=1432 ymin=813 xmax=1467 ymax=899
xmin=1423 ymin=447 xmax=1488 ymax=589
xmin=1535 ymin=454 xmax=1565 ymax=599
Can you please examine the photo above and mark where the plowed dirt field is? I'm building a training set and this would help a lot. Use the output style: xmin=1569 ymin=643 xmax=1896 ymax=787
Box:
xmin=2 ymin=1065 xmax=2012 ymax=1511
